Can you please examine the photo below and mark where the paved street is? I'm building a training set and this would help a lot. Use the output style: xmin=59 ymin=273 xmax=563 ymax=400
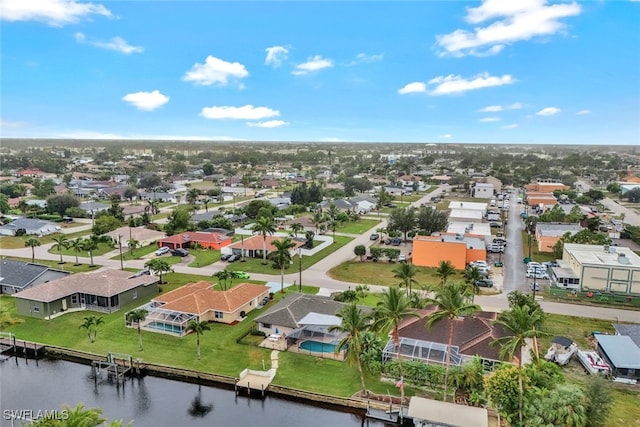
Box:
xmin=1 ymin=184 xmax=638 ymax=323
xmin=576 ymin=179 xmax=640 ymax=227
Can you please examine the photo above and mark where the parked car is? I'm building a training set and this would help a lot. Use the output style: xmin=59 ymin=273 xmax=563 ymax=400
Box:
xmin=526 ymin=271 xmax=549 ymax=279
xmin=391 ymin=238 xmax=401 ymax=246
xmin=155 ymin=246 xmax=170 ymax=256
xmin=489 ymin=222 xmax=502 ymax=228
xmin=476 ymin=279 xmax=494 ymax=288
xmin=233 ymin=271 xmax=250 ymax=279
xmin=227 ymin=254 xmax=240 ymax=262
xmin=469 ymin=260 xmax=490 ymax=269
xmin=220 ymin=253 xmax=232 ymax=261
xmin=530 ymin=283 xmax=542 ymax=292
xmin=171 ymin=248 xmax=189 ymax=257
xmin=487 ymin=244 xmax=504 ymax=253
xmin=369 ymin=233 xmax=380 ymax=240
xmin=398 ymin=254 xmax=407 ymax=262
xmin=493 ymin=238 xmax=507 ymax=246
xmin=383 ymin=238 xmax=392 ymax=245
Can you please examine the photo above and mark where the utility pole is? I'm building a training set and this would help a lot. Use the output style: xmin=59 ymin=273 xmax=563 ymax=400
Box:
xmin=298 ymin=247 xmax=302 ymax=292
xmin=118 ymin=235 xmax=124 ymax=270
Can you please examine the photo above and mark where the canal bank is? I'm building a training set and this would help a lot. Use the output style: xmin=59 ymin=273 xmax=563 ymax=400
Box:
xmin=9 ymin=341 xmax=398 ymax=418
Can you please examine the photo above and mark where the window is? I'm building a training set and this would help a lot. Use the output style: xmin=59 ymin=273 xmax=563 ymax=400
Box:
xmin=262 ymin=323 xmax=272 ymax=329
xmin=33 ymin=306 xmax=40 ymax=312
xmin=214 ymin=311 xmax=223 ymax=319
xmin=132 ymin=290 xmax=138 ymax=299
xmin=71 ymin=295 xmax=78 ymax=304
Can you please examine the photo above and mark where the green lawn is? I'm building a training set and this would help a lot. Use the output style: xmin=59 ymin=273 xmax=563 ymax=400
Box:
xmin=119 ymin=244 xmax=157 ymax=261
xmin=0 ymin=230 xmax=91 ymax=249
xmin=521 ymin=231 xmax=558 ymax=263
xmin=226 ymin=235 xmax=354 ymax=275
xmin=2 ymin=256 xmax=101 ymax=273
xmin=328 ymin=260 xmax=463 ymax=287
xmin=188 ymin=249 xmax=221 ymax=267
xmin=48 ymin=241 xmax=115 ymax=258
xmin=336 ymin=219 xmax=381 ymax=234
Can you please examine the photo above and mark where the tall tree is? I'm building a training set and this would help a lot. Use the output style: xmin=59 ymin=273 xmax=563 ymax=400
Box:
xmin=416 ymin=206 xmax=448 ymax=235
xmin=492 ymin=304 xmax=548 ymax=426
xmin=290 ymin=222 xmax=304 ymax=237
xmin=426 ymin=282 xmax=480 ymax=401
xmin=126 ymin=309 xmax=148 ymax=351
xmin=24 ymin=238 xmax=41 ymax=263
xmin=251 ymin=216 xmax=276 ymax=265
xmin=52 ymin=235 xmax=70 ymax=264
xmin=186 ymin=320 xmax=211 ymax=360
xmin=144 ymin=258 xmax=174 ymax=284
xmin=354 ymin=244 xmax=367 ymax=262
xmin=435 ymin=260 xmax=456 ymax=285
xmin=79 ymin=315 xmax=104 ymax=343
xmin=388 ymin=207 xmax=416 ymax=241
xmin=83 ymin=237 xmax=99 ymax=267
xmin=70 ymin=238 xmax=85 ymax=266
xmin=328 ymin=303 xmax=372 ymax=397
xmin=393 ymin=262 xmax=418 ymax=296
xmin=271 ymin=237 xmax=295 ymax=293
xmin=128 ymin=238 xmax=140 ymax=256
xmin=371 ymin=287 xmax=419 ymax=403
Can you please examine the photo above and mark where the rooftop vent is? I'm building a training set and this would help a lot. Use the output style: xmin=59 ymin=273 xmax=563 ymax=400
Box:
xmin=618 ymin=253 xmax=630 ymax=265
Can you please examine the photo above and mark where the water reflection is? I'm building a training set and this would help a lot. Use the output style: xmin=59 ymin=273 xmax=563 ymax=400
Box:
xmin=188 ymin=384 xmax=213 ymax=418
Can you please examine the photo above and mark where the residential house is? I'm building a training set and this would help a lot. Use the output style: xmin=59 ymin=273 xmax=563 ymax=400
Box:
xmin=535 ymin=223 xmax=582 ymax=253
xmin=472 ymin=182 xmax=494 ymax=199
xmin=14 ymin=269 xmax=160 ymax=319
xmin=412 ymin=233 xmax=486 ymax=270
xmin=0 ymin=260 xmax=69 ymax=295
xmin=78 ymin=201 xmax=110 ymax=215
xmin=524 ymin=180 xmax=570 ymax=193
xmin=156 ymin=231 xmax=232 ymax=250
xmin=383 ymin=309 xmax=510 ymax=370
xmin=0 ymin=218 xmax=60 ymax=237
xmin=138 ymin=191 xmax=178 ymax=203
xmin=106 ymin=226 xmax=165 ymax=248
xmin=222 ymin=235 xmax=304 ymax=259
xmin=139 ymin=282 xmax=270 ymax=335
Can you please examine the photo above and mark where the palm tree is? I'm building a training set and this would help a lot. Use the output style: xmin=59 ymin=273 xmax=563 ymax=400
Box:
xmin=290 ymin=222 xmax=304 ymax=237
xmin=186 ymin=188 xmax=200 ymax=206
xmin=83 ymin=238 xmax=99 ymax=267
xmin=202 ymin=197 xmax=210 ymax=212
xmin=126 ymin=309 xmax=148 ymax=351
xmin=79 ymin=315 xmax=105 ymax=343
xmin=463 ymin=266 xmax=482 ymax=302
xmin=426 ymin=282 xmax=480 ymax=401
xmin=393 ymin=262 xmax=418 ymax=296
xmin=328 ymin=303 xmax=373 ymax=397
xmin=144 ymin=258 xmax=174 ymax=284
xmin=128 ymin=238 xmax=140 ymax=256
xmin=371 ymin=287 xmax=419 ymax=403
xmin=251 ymin=216 xmax=276 ymax=265
xmin=24 ymin=238 xmax=41 ymax=263
xmin=213 ymin=269 xmax=230 ymax=290
xmin=186 ymin=319 xmax=211 ymax=360
xmin=52 ymin=235 xmax=70 ymax=264
xmin=492 ymin=304 xmax=548 ymax=426
xmin=70 ymin=238 xmax=85 ymax=265
xmin=146 ymin=198 xmax=160 ymax=215
xmin=312 ymin=210 xmax=325 ymax=234
xmin=271 ymin=237 xmax=295 ymax=293
xmin=435 ymin=260 xmax=456 ymax=286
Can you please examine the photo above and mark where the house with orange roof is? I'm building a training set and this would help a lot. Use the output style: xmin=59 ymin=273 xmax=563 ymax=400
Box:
xmin=412 ymin=233 xmax=486 ymax=270
xmin=156 ymin=231 xmax=232 ymax=250
xmin=137 ymin=282 xmax=270 ymax=335
xmin=222 ymin=234 xmax=304 ymax=259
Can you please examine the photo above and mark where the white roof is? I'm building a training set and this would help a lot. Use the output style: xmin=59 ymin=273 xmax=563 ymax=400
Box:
xmin=447 ymin=222 xmax=492 ymax=237
xmin=298 ymin=312 xmax=341 ymax=326
xmin=449 ymin=209 xmax=484 ymax=220
xmin=408 ymin=396 xmax=488 ymax=427
xmin=448 ymin=201 xmax=487 ymax=211
xmin=564 ymin=244 xmax=640 ymax=267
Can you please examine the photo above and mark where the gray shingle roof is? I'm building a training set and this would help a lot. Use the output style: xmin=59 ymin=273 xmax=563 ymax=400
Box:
xmin=613 ymin=323 xmax=640 ymax=348
xmin=596 ymin=334 xmax=640 ymax=369
xmin=254 ymin=294 xmax=353 ymax=329
xmin=536 ymin=223 xmax=582 ymax=237
xmin=0 ymin=260 xmax=67 ymax=289
xmin=0 ymin=218 xmax=57 ymax=231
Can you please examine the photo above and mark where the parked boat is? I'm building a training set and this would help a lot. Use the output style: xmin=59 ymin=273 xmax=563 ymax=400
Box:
xmin=576 ymin=349 xmax=611 ymax=375
xmin=544 ymin=336 xmax=578 ymax=366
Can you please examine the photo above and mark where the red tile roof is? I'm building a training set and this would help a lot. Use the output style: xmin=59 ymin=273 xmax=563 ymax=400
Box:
xmin=226 ymin=235 xmax=303 ymax=252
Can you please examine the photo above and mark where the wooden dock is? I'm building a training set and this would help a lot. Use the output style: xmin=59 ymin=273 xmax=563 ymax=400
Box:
xmin=0 ymin=337 xmax=45 ymax=357
xmin=235 ymin=368 xmax=276 ymax=397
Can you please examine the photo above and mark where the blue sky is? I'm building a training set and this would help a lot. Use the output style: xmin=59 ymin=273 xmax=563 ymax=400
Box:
xmin=1 ymin=0 xmax=639 ymax=144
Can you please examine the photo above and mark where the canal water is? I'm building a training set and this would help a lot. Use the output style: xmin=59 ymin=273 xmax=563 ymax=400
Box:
xmin=0 ymin=357 xmax=394 ymax=426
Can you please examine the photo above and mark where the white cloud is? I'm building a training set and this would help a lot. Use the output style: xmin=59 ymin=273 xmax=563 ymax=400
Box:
xmin=200 ymin=105 xmax=280 ymax=120
xmin=479 ymin=117 xmax=501 ymax=122
xmin=265 ymin=46 xmax=288 ymax=67
xmin=292 ymin=55 xmax=333 ymax=75
xmin=350 ymin=52 xmax=384 ymax=65
xmin=576 ymin=109 xmax=591 ymax=115
xmin=502 ymin=123 xmax=519 ymax=129
xmin=478 ymin=102 xmax=523 ymax=112
xmin=122 ymin=90 xmax=169 ymax=111
xmin=0 ymin=0 xmax=112 ymax=27
xmin=435 ymin=0 xmax=581 ymax=57
xmin=75 ymin=32 xmax=143 ymax=54
xmin=439 ymin=133 xmax=453 ymax=139
xmin=183 ymin=55 xmax=249 ymax=86
xmin=247 ymin=120 xmax=288 ymax=128
xmin=320 ymin=137 xmax=345 ymax=142
xmin=0 ymin=119 xmax=28 ymax=128
xmin=427 ymin=73 xmax=515 ymax=96
xmin=398 ymin=82 xmax=427 ymax=95
xmin=536 ymin=107 xmax=561 ymax=116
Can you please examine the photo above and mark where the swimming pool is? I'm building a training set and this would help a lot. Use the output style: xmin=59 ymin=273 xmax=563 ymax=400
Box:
xmin=299 ymin=340 xmax=338 ymax=353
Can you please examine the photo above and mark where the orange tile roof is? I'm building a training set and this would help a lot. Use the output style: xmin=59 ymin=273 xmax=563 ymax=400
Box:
xmin=153 ymin=282 xmax=269 ymax=315
xmin=226 ymin=235 xmax=303 ymax=252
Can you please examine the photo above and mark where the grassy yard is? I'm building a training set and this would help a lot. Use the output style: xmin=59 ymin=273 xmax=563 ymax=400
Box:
xmin=188 ymin=249 xmax=221 ymax=267
xmin=328 ymin=260 xmax=464 ymax=287
xmin=48 ymin=241 xmax=115 ymax=258
xmin=336 ymin=219 xmax=381 ymax=234
xmin=2 ymin=256 xmax=101 ymax=273
xmin=225 ymin=235 xmax=354 ymax=275
xmin=521 ymin=231 xmax=558 ymax=263
xmin=0 ymin=230 xmax=91 ymax=249
xmin=119 ymin=244 xmax=157 ymax=261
